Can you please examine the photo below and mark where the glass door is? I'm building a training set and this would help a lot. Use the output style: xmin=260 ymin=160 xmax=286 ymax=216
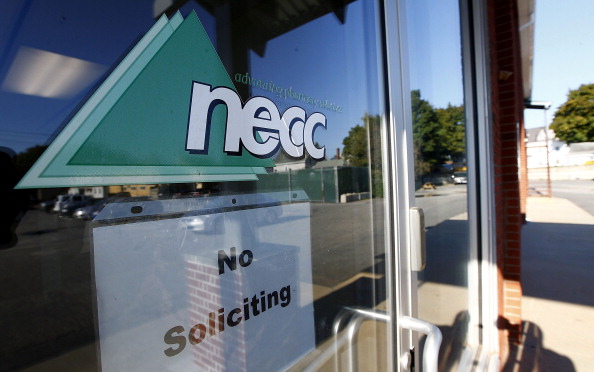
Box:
xmin=394 ymin=0 xmax=480 ymax=370
xmin=1 ymin=0 xmax=489 ymax=370
xmin=1 ymin=1 xmax=399 ymax=371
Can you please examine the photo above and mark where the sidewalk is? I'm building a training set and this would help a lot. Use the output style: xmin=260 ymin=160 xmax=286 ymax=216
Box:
xmin=504 ymin=197 xmax=594 ymax=372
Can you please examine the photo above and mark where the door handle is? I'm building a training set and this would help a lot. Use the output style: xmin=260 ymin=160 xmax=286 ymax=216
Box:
xmin=400 ymin=316 xmax=442 ymax=372
xmin=319 ymin=308 xmax=441 ymax=372
xmin=410 ymin=207 xmax=426 ymax=271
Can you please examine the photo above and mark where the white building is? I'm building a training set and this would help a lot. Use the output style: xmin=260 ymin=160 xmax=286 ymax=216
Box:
xmin=526 ymin=127 xmax=594 ymax=167
xmin=526 ymin=127 xmax=562 ymax=168
xmin=562 ymin=142 xmax=594 ymax=165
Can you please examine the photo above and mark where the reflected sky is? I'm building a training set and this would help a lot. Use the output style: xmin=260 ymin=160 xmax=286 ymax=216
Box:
xmin=249 ymin=1 xmax=382 ymax=156
xmin=0 ymin=0 xmax=461 ymax=157
xmin=2 ymin=46 xmax=107 ymax=98
xmin=0 ymin=0 xmax=155 ymax=153
xmin=0 ymin=0 xmax=379 ymax=157
xmin=407 ymin=0 xmax=464 ymax=107
xmin=0 ymin=1 xmax=383 ymax=158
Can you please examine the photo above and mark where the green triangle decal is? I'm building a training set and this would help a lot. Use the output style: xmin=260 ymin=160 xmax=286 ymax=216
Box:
xmin=16 ymin=12 xmax=273 ymax=189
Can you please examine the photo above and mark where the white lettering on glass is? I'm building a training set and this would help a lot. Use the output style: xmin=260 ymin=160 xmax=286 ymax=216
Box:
xmin=185 ymin=81 xmax=326 ymax=159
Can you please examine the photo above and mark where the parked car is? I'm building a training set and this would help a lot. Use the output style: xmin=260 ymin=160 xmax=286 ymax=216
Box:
xmin=57 ymin=195 xmax=93 ymax=217
xmin=52 ymin=195 xmax=72 ymax=213
xmin=39 ymin=198 xmax=58 ymax=212
xmin=452 ymin=172 xmax=468 ymax=184
xmin=73 ymin=198 xmax=110 ymax=220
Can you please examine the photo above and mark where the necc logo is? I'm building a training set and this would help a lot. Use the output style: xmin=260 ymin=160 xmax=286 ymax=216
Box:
xmin=185 ymin=82 xmax=326 ymax=159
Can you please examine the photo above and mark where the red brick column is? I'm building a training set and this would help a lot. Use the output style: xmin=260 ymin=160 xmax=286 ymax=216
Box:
xmin=184 ymin=259 xmax=248 ymax=371
xmin=487 ymin=0 xmax=525 ymax=360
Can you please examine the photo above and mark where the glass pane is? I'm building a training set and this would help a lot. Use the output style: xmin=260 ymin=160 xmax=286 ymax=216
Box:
xmin=405 ymin=0 xmax=471 ymax=370
xmin=0 ymin=1 xmax=390 ymax=371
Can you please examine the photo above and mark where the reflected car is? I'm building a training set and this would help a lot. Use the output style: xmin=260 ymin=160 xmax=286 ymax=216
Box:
xmin=39 ymin=198 xmax=58 ymax=212
xmin=73 ymin=198 xmax=111 ymax=220
xmin=452 ymin=172 xmax=468 ymax=184
xmin=53 ymin=194 xmax=74 ymax=213
xmin=59 ymin=196 xmax=95 ymax=217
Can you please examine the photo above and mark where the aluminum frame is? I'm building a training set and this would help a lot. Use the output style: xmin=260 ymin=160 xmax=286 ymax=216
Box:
xmin=381 ymin=0 xmax=499 ymax=370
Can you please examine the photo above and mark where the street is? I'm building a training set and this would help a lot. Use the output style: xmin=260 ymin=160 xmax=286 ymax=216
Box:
xmin=551 ymin=179 xmax=594 ymax=216
xmin=0 ymin=211 xmax=95 ymax=371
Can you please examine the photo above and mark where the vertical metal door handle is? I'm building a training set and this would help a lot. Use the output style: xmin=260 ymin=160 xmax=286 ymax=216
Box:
xmin=410 ymin=207 xmax=426 ymax=271
xmin=400 ymin=316 xmax=442 ymax=372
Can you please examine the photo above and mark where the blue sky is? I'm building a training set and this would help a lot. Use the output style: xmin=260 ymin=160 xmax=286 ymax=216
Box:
xmin=1 ymin=0 xmax=581 ymax=156
xmin=524 ymin=0 xmax=594 ymax=128
xmin=249 ymin=1 xmax=381 ymax=158
xmin=0 ymin=1 xmax=382 ymax=156
xmin=407 ymin=0 xmax=464 ymax=108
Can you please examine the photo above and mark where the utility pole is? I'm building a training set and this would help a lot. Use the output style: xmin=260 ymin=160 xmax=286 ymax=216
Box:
xmin=525 ymin=101 xmax=552 ymax=197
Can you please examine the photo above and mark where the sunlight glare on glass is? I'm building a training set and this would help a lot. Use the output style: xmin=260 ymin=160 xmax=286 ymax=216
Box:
xmin=1 ymin=46 xmax=106 ymax=99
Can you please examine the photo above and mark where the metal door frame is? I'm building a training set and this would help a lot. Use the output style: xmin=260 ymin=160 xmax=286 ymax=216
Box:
xmin=381 ymin=0 xmax=499 ymax=370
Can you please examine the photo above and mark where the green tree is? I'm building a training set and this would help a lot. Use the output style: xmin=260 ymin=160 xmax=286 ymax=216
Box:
xmin=342 ymin=124 xmax=369 ymax=167
xmin=436 ymin=104 xmax=466 ymax=162
xmin=341 ymin=114 xmax=384 ymax=197
xmin=342 ymin=114 xmax=383 ymax=167
xmin=411 ymin=90 xmax=466 ymax=178
xmin=550 ymin=83 xmax=594 ymax=144
xmin=412 ymin=90 xmax=442 ymax=175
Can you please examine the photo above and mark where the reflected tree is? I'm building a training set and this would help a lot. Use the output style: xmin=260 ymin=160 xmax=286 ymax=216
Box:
xmin=412 ymin=90 xmax=441 ymax=177
xmin=342 ymin=114 xmax=383 ymax=167
xmin=411 ymin=90 xmax=465 ymax=180
xmin=340 ymin=98 xmax=466 ymax=195
xmin=342 ymin=114 xmax=384 ymax=197
xmin=342 ymin=124 xmax=368 ymax=167
xmin=436 ymin=103 xmax=466 ymax=163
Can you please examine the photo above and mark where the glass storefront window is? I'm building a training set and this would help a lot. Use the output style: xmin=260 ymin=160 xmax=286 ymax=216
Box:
xmin=1 ymin=1 xmax=391 ymax=371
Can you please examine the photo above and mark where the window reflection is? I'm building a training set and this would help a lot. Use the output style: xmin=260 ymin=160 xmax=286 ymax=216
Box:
xmin=1 ymin=1 xmax=389 ymax=371
xmin=406 ymin=0 xmax=471 ymax=371
xmin=2 ymin=46 xmax=107 ymax=99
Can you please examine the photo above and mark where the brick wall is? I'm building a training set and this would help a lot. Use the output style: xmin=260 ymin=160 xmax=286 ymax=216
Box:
xmin=184 ymin=258 xmax=248 ymax=371
xmin=487 ymin=0 xmax=526 ymax=360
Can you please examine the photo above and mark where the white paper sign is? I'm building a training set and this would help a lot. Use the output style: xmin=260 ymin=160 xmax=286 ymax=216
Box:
xmin=92 ymin=196 xmax=314 ymax=372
